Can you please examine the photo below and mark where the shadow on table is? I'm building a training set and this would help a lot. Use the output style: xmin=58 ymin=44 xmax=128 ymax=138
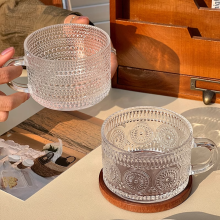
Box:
xmin=181 ymin=107 xmax=220 ymax=196
xmin=82 ymin=88 xmax=178 ymax=118
xmin=111 ymin=212 xmax=220 ymax=220
xmin=164 ymin=211 xmax=220 ymax=220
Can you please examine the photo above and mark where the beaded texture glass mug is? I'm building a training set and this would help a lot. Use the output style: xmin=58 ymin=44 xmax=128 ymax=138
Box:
xmin=101 ymin=106 xmax=218 ymax=203
xmin=4 ymin=24 xmax=111 ymax=111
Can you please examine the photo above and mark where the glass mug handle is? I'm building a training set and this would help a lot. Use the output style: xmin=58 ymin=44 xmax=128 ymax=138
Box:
xmin=3 ymin=56 xmax=29 ymax=93
xmin=191 ymin=137 xmax=218 ymax=175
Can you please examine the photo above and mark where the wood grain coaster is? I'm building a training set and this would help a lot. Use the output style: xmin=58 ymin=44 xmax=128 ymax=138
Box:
xmin=99 ymin=169 xmax=193 ymax=213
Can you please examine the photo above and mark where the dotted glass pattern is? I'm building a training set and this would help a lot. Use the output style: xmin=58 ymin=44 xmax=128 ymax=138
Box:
xmin=101 ymin=106 xmax=193 ymax=203
xmin=24 ymin=24 xmax=111 ymax=110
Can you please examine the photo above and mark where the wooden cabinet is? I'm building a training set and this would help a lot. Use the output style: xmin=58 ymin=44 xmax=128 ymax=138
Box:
xmin=111 ymin=0 xmax=220 ymax=104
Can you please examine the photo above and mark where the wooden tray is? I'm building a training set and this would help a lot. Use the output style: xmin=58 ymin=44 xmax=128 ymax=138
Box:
xmin=99 ymin=169 xmax=192 ymax=213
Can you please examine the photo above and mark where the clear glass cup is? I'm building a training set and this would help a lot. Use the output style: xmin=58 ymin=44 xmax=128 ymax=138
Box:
xmin=101 ymin=106 xmax=218 ymax=203
xmin=4 ymin=24 xmax=111 ymax=111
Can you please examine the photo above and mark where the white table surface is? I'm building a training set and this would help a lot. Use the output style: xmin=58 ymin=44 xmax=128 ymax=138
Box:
xmin=0 ymin=72 xmax=43 ymax=136
xmin=1 ymin=74 xmax=220 ymax=220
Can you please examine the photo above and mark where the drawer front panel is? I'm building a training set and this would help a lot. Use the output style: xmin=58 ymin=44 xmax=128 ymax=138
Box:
xmin=112 ymin=66 xmax=220 ymax=103
xmin=113 ymin=19 xmax=220 ymax=78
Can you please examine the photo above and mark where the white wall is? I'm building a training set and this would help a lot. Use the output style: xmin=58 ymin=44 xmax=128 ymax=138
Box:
xmin=71 ymin=0 xmax=110 ymax=35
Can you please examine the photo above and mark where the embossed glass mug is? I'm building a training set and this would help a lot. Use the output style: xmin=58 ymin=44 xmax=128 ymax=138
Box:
xmin=4 ymin=24 xmax=111 ymax=110
xmin=101 ymin=106 xmax=218 ymax=203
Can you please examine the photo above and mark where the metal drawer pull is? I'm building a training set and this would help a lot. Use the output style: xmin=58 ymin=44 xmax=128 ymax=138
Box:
xmin=190 ymin=78 xmax=220 ymax=105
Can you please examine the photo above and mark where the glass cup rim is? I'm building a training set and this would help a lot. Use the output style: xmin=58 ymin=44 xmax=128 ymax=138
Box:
xmin=24 ymin=23 xmax=110 ymax=63
xmin=101 ymin=106 xmax=193 ymax=156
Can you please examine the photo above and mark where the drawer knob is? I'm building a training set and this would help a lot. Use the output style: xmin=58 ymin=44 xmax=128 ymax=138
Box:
xmin=191 ymin=78 xmax=219 ymax=105
xmin=203 ymin=90 xmax=215 ymax=105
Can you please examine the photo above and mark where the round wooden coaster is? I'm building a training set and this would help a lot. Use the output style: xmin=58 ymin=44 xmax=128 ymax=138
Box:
xmin=99 ymin=169 xmax=192 ymax=213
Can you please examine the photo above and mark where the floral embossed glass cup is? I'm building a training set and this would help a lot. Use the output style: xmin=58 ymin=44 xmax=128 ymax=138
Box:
xmin=101 ymin=106 xmax=218 ymax=203
xmin=4 ymin=24 xmax=111 ymax=110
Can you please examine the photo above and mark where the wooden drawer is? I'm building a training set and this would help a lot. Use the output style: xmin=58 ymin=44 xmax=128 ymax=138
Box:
xmin=110 ymin=0 xmax=220 ymax=104
xmin=119 ymin=0 xmax=220 ymax=39
xmin=113 ymin=66 xmax=220 ymax=103
xmin=113 ymin=19 xmax=220 ymax=78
